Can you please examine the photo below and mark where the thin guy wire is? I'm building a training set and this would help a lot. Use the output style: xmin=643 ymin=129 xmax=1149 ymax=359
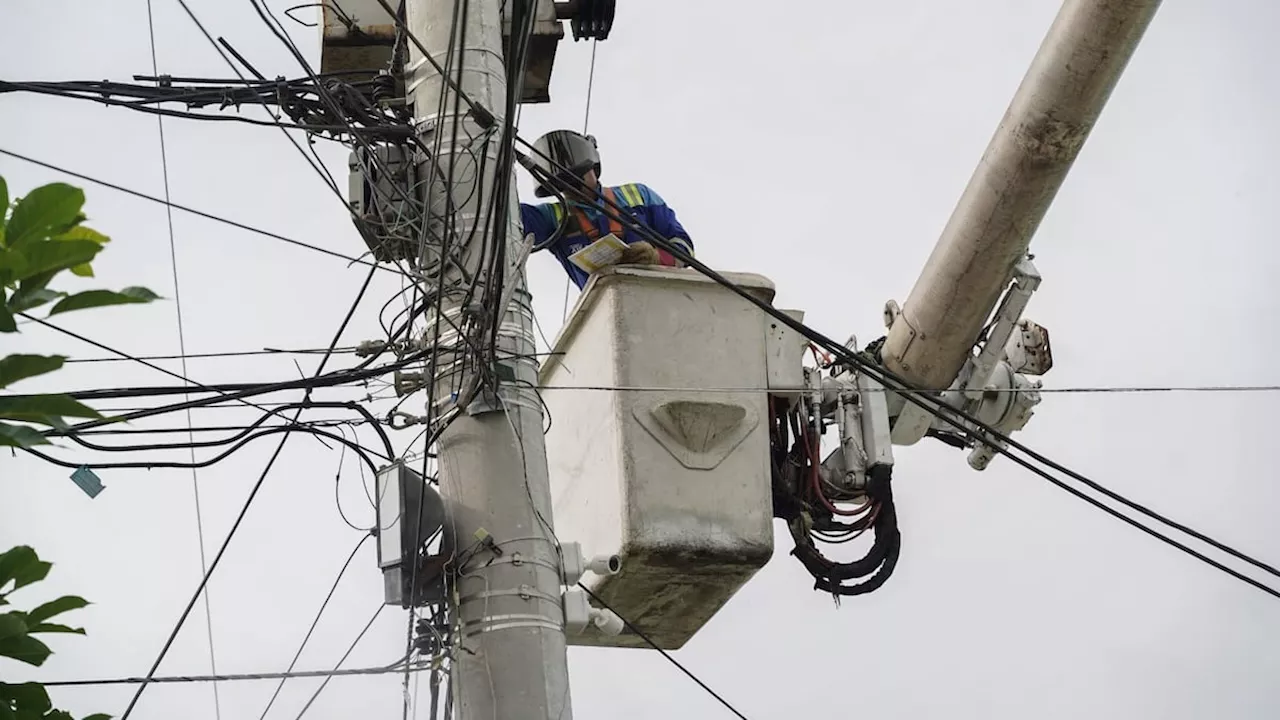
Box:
xmin=257 ymin=533 xmax=373 ymax=719
xmin=560 ymin=38 xmax=599 ymax=325
xmin=293 ymin=605 xmax=388 ymax=720
xmin=577 ymin=584 xmax=750 ymax=720
xmin=143 ymin=4 xmax=222 ymax=717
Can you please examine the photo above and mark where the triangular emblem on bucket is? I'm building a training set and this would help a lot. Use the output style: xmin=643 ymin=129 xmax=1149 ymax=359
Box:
xmin=634 ymin=398 xmax=759 ymax=470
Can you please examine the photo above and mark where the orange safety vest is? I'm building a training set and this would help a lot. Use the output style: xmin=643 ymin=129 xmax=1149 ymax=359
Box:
xmin=569 ymin=186 xmax=624 ymax=240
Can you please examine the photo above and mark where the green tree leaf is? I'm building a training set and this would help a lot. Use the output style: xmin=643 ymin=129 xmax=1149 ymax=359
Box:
xmin=51 ymin=226 xmax=109 ymax=245
xmin=13 ymin=240 xmax=101 ymax=287
xmin=0 ymin=395 xmax=102 ymax=423
xmin=10 ymin=559 xmax=50 ymax=592
xmin=0 ymin=682 xmax=51 ymax=714
xmin=0 ymin=423 xmax=51 ymax=449
xmin=0 ymin=176 xmax=9 ymax=242
xmin=49 ymin=287 xmax=160 ymax=316
xmin=0 ymin=248 xmax=23 ymax=285
xmin=5 ymin=184 xmax=84 ymax=251
xmin=0 ymin=633 xmax=52 ymax=667
xmin=50 ymin=212 xmax=87 ymax=238
xmin=27 ymin=623 xmax=84 ymax=635
xmin=0 ymin=355 xmax=65 ymax=389
xmin=83 ymin=715 xmax=113 ymax=720
xmin=26 ymin=596 xmax=88 ymax=625
xmin=0 ymin=548 xmax=38 ymax=591
xmin=0 ymin=311 xmax=14 ymax=334
xmin=0 ymin=612 xmax=28 ymax=640
xmin=68 ymin=263 xmax=94 ymax=278
xmin=6 ymin=288 xmax=64 ymax=314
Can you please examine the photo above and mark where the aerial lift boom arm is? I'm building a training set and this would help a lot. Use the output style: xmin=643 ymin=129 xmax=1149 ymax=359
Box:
xmin=882 ymin=0 xmax=1162 ymax=399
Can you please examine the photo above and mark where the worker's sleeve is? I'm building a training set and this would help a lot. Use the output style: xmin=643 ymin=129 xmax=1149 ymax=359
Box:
xmin=519 ymin=202 xmax=555 ymax=250
xmin=635 ymin=184 xmax=694 ymax=265
xmin=521 ymin=202 xmax=588 ymax=287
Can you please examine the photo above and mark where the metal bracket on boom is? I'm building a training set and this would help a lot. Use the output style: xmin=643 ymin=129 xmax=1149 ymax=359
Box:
xmin=880 ymin=257 xmax=1051 ymax=454
xmin=930 ymin=257 xmax=1053 ymax=469
xmin=815 ymin=363 xmax=896 ymax=494
xmin=877 ymin=256 xmax=1052 ymax=468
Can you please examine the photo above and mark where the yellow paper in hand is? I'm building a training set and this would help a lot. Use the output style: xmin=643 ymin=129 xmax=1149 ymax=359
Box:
xmin=567 ymin=233 xmax=628 ymax=274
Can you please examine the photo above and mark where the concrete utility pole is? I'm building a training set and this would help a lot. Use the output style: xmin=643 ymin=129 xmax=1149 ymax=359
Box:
xmin=883 ymin=0 xmax=1163 ymax=390
xmin=404 ymin=1 xmax=572 ymax=718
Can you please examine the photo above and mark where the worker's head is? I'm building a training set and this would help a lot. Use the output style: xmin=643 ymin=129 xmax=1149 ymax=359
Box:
xmin=530 ymin=129 xmax=601 ymax=200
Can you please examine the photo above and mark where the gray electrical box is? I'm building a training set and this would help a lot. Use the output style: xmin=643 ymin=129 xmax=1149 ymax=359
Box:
xmin=348 ymin=144 xmax=420 ymax=262
xmin=376 ymin=462 xmax=446 ymax=607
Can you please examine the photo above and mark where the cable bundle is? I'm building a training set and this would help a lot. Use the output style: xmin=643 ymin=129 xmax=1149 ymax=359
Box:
xmin=768 ymin=396 xmax=901 ymax=597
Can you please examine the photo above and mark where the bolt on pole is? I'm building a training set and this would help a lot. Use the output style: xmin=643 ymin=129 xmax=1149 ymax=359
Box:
xmin=404 ymin=0 xmax=573 ymax=718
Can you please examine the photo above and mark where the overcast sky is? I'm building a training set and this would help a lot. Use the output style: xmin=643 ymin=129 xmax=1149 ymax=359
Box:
xmin=3 ymin=0 xmax=1280 ymax=718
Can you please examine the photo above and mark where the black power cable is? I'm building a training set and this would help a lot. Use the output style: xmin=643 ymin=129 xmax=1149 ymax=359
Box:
xmin=19 ymin=312 xmax=303 ymax=429
xmin=28 ymin=423 xmax=383 ymax=486
xmin=61 ymin=400 xmax=393 ymax=458
xmin=59 ymin=418 xmax=371 ymax=438
xmin=52 ymin=348 xmax=425 ymax=433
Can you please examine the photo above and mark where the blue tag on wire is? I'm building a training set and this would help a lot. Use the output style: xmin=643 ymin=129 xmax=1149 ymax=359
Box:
xmin=69 ymin=465 xmax=105 ymax=499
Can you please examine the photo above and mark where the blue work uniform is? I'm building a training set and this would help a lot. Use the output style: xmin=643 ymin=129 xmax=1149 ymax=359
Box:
xmin=519 ymin=183 xmax=695 ymax=289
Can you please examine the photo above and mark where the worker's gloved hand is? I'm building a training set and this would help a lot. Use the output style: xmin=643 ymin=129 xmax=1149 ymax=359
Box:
xmin=619 ymin=241 xmax=661 ymax=265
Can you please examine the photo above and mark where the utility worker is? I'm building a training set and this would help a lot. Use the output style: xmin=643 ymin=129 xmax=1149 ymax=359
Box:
xmin=519 ymin=129 xmax=695 ymax=289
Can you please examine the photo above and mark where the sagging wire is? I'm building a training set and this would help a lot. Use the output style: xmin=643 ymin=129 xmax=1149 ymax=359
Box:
xmin=334 ymin=427 xmax=373 ymax=532
xmin=27 ymin=424 xmax=385 ymax=476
